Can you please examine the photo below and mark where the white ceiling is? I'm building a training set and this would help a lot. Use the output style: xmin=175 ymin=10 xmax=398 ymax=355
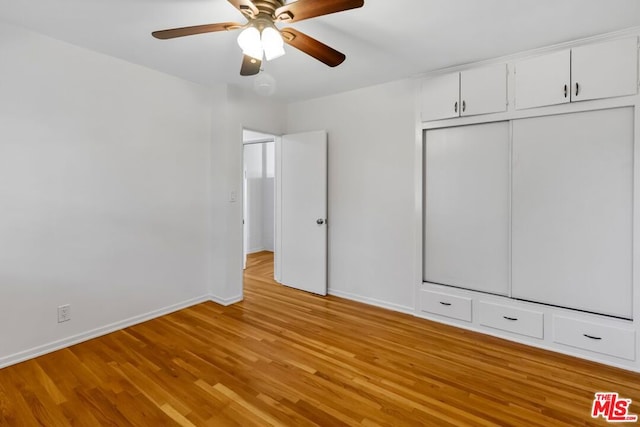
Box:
xmin=2 ymin=0 xmax=640 ymax=103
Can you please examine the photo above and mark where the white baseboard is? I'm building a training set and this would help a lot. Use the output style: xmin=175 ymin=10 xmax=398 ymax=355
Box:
xmin=0 ymin=294 xmax=211 ymax=370
xmin=209 ymin=294 xmax=243 ymax=306
xmin=328 ymin=289 xmax=414 ymax=316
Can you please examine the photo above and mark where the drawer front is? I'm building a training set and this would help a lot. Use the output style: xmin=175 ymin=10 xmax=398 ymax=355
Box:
xmin=420 ymin=290 xmax=472 ymax=322
xmin=478 ymin=301 xmax=544 ymax=339
xmin=553 ymin=316 xmax=636 ymax=361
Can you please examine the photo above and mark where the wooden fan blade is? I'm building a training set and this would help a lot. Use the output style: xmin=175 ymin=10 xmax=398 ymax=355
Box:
xmin=275 ymin=0 xmax=364 ymax=23
xmin=152 ymin=22 xmax=242 ymax=40
xmin=227 ymin=0 xmax=259 ymax=18
xmin=240 ymin=55 xmax=262 ymax=76
xmin=281 ymin=28 xmax=346 ymax=67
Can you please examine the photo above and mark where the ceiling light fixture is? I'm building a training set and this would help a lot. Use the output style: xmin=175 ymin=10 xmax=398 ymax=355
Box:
xmin=261 ymin=27 xmax=285 ymax=61
xmin=237 ymin=26 xmax=262 ymax=60
xmin=237 ymin=23 xmax=285 ymax=62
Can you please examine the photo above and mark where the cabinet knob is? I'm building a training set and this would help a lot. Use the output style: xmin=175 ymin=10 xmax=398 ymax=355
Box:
xmin=454 ymin=101 xmax=458 ymax=113
xmin=564 ymin=84 xmax=568 ymax=98
xmin=575 ymin=82 xmax=580 ymax=97
xmin=462 ymin=100 xmax=466 ymax=112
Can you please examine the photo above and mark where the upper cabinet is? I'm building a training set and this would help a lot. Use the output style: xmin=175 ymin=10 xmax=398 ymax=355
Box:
xmin=515 ymin=37 xmax=638 ymax=110
xmin=420 ymin=73 xmax=460 ymax=121
xmin=460 ymin=65 xmax=509 ymax=117
xmin=572 ymin=38 xmax=639 ymax=102
xmin=420 ymin=64 xmax=507 ymax=122
xmin=514 ymin=50 xmax=571 ymax=110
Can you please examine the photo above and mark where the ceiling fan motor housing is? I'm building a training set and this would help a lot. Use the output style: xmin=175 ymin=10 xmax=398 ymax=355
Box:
xmin=244 ymin=0 xmax=286 ymax=20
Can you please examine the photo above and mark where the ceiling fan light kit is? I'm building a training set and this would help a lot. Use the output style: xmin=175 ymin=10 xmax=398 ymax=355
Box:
xmin=237 ymin=22 xmax=285 ymax=61
xmin=261 ymin=26 xmax=285 ymax=61
xmin=237 ymin=26 xmax=263 ymax=59
xmin=152 ymin=0 xmax=364 ymax=76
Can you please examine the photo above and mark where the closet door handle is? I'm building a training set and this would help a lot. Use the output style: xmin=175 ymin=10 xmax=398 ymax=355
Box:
xmin=575 ymin=82 xmax=580 ymax=97
xmin=454 ymin=101 xmax=458 ymax=113
xmin=564 ymin=84 xmax=568 ymax=98
xmin=583 ymin=334 xmax=602 ymax=340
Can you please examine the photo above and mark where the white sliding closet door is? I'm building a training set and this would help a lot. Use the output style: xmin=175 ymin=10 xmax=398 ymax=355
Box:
xmin=512 ymin=108 xmax=633 ymax=318
xmin=424 ymin=122 xmax=510 ymax=295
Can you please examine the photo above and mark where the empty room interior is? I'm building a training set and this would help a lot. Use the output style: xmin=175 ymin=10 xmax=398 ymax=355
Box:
xmin=3 ymin=0 xmax=640 ymax=425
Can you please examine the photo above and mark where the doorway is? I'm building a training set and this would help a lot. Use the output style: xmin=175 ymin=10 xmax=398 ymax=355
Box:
xmin=242 ymin=128 xmax=329 ymax=297
xmin=243 ymin=129 xmax=276 ymax=281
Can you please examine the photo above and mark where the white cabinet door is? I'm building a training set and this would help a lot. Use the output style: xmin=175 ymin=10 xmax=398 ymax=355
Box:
xmin=424 ymin=122 xmax=510 ymax=296
xmin=460 ymin=64 xmax=507 ymax=117
xmin=420 ymin=73 xmax=460 ymax=122
xmin=571 ymin=37 xmax=638 ymax=102
xmin=512 ymin=108 xmax=633 ymax=318
xmin=515 ymin=50 xmax=571 ymax=110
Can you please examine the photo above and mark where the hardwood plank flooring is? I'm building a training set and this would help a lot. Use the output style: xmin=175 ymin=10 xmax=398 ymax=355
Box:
xmin=1 ymin=250 xmax=639 ymax=426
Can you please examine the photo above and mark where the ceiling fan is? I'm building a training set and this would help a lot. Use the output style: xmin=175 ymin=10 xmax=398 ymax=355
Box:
xmin=152 ymin=0 xmax=365 ymax=76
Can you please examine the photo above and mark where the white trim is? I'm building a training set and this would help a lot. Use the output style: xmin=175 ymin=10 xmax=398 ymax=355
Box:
xmin=209 ymin=294 xmax=243 ymax=306
xmin=0 ymin=294 xmax=211 ymax=370
xmin=243 ymin=138 xmax=275 ymax=145
xmin=329 ymin=289 xmax=414 ymax=316
xmin=421 ymin=93 xmax=638 ymax=131
xmin=413 ymin=78 xmax=424 ymax=318
xmin=274 ymin=136 xmax=283 ymax=283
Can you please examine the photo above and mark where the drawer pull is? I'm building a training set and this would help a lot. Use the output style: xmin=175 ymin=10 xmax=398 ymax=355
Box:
xmin=503 ymin=316 xmax=518 ymax=321
xmin=583 ymin=334 xmax=602 ymax=341
xmin=439 ymin=302 xmax=452 ymax=306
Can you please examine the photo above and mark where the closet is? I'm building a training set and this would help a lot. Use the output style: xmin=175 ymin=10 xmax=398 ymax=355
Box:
xmin=423 ymin=122 xmax=509 ymax=296
xmin=511 ymin=108 xmax=633 ymax=319
xmin=418 ymin=32 xmax=639 ymax=371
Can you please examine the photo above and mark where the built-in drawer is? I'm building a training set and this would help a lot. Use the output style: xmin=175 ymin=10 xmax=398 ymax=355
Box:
xmin=420 ymin=290 xmax=472 ymax=322
xmin=553 ymin=316 xmax=636 ymax=361
xmin=478 ymin=301 xmax=544 ymax=339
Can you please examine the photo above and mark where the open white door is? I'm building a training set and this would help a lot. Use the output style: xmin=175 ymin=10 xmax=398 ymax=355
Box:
xmin=277 ymin=130 xmax=327 ymax=295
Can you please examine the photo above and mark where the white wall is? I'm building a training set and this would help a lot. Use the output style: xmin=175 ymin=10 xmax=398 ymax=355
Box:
xmin=209 ymin=86 xmax=285 ymax=303
xmin=244 ymin=143 xmax=264 ymax=253
xmin=286 ymin=80 xmax=417 ymax=311
xmin=0 ymin=20 xmax=411 ymax=366
xmin=243 ymin=142 xmax=275 ymax=254
xmin=0 ymin=22 xmax=219 ymax=366
xmin=262 ymin=142 xmax=275 ymax=251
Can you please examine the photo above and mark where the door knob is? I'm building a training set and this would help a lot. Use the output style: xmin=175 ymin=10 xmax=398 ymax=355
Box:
xmin=316 ymin=219 xmax=325 ymax=225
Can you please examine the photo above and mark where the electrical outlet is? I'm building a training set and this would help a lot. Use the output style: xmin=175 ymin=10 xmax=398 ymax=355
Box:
xmin=58 ymin=304 xmax=71 ymax=323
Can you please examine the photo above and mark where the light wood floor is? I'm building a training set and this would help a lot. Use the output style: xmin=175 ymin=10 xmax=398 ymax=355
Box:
xmin=1 ymin=250 xmax=639 ymax=426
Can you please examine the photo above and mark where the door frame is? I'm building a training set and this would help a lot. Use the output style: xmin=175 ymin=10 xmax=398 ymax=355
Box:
xmin=241 ymin=128 xmax=278 ymax=280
